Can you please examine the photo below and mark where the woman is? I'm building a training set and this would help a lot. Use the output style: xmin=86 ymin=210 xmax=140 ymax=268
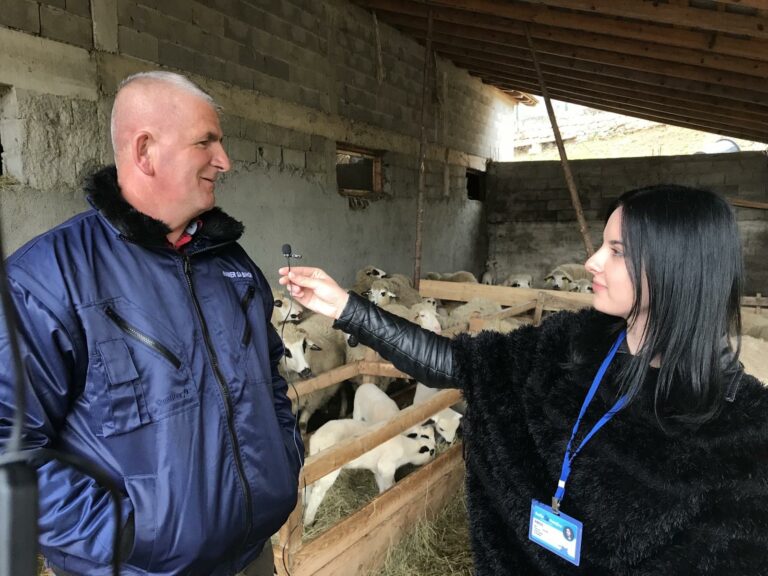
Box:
xmin=279 ymin=184 xmax=768 ymax=575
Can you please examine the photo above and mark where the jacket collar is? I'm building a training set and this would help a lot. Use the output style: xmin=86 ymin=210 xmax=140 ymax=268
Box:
xmin=84 ymin=165 xmax=244 ymax=248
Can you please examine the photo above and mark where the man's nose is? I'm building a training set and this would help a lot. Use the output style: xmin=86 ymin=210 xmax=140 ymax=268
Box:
xmin=213 ymin=142 xmax=231 ymax=172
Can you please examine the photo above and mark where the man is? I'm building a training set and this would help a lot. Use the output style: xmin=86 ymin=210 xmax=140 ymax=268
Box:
xmin=0 ymin=72 xmax=303 ymax=575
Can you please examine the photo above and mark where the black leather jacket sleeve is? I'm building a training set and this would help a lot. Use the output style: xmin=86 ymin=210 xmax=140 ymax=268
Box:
xmin=333 ymin=291 xmax=459 ymax=389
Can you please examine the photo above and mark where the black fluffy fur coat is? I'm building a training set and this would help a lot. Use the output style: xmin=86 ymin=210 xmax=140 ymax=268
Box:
xmin=451 ymin=308 xmax=768 ymax=575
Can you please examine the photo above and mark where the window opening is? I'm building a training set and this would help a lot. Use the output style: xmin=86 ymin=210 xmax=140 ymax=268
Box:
xmin=466 ymin=168 xmax=486 ymax=201
xmin=336 ymin=144 xmax=383 ymax=210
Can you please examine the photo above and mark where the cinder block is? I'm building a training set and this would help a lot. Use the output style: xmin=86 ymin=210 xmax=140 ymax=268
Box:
xmin=227 ymin=137 xmax=257 ymax=163
xmin=282 ymin=147 xmax=306 ymax=169
xmin=40 ymin=0 xmax=66 ymax=8
xmin=243 ymin=119 xmax=266 ymax=142
xmin=192 ymin=2 xmax=225 ymax=37
xmin=158 ymin=40 xmax=195 ymax=72
xmin=224 ymin=16 xmax=249 ymax=43
xmin=65 ymin=0 xmax=91 ymax=18
xmin=0 ymin=0 xmax=40 ymax=34
xmin=157 ymin=0 xmax=193 ymax=24
xmin=266 ymin=125 xmax=310 ymax=151
xmin=306 ymin=150 xmax=328 ymax=174
xmin=257 ymin=144 xmax=282 ymax=166
xmin=263 ymin=55 xmax=289 ymax=81
xmin=223 ymin=61 xmax=253 ymax=90
xmin=40 ymin=4 xmax=93 ymax=49
xmin=118 ymin=25 xmax=158 ymax=62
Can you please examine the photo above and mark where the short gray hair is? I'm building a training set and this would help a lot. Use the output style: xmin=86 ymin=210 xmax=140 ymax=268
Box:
xmin=110 ymin=71 xmax=222 ymax=153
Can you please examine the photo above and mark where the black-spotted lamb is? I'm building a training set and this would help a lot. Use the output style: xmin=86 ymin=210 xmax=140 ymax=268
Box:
xmin=303 ymin=419 xmax=436 ymax=525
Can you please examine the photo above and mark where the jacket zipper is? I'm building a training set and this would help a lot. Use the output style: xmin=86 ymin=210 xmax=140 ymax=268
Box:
xmin=241 ymin=285 xmax=256 ymax=347
xmin=105 ymin=307 xmax=181 ymax=369
xmin=182 ymin=256 xmax=253 ymax=547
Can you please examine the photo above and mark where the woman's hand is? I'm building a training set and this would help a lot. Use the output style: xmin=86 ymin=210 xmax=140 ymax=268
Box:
xmin=278 ymin=267 xmax=350 ymax=320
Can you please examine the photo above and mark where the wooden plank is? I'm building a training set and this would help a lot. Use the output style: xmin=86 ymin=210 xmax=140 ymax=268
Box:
xmin=355 ymin=0 xmax=768 ymax=62
xmin=292 ymin=444 xmax=464 ymax=576
xmin=518 ymin=0 xmax=768 ymax=40
xmin=274 ymin=497 xmax=304 ymax=575
xmin=420 ymin=279 xmax=594 ymax=307
xmin=301 ymin=388 xmax=462 ymax=485
xmin=360 ymin=361 xmax=410 ymax=379
xmin=287 ymin=362 xmax=360 ymax=401
xmin=374 ymin=9 xmax=768 ymax=78
xmin=424 ymin=38 xmax=768 ymax=107
xmin=728 ymin=197 xmax=768 ymax=210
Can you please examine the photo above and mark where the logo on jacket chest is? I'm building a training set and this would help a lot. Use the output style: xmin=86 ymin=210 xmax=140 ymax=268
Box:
xmin=222 ymin=271 xmax=253 ymax=279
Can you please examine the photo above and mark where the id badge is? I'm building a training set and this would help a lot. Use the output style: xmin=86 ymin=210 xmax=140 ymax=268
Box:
xmin=529 ymin=500 xmax=582 ymax=566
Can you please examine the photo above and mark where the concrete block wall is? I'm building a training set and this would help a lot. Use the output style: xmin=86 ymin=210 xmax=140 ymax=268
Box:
xmin=0 ymin=0 xmax=518 ymax=287
xmin=487 ymin=152 xmax=768 ymax=294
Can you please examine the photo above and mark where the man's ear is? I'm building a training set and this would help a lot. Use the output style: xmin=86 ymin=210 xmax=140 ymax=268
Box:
xmin=133 ymin=132 xmax=155 ymax=176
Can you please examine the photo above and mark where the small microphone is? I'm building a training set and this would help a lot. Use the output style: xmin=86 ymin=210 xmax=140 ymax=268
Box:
xmin=281 ymin=244 xmax=302 ymax=259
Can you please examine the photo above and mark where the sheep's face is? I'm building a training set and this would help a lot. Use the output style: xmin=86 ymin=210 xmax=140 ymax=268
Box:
xmin=544 ymin=272 xmax=572 ymax=291
xmin=422 ymin=297 xmax=438 ymax=311
xmin=434 ymin=410 xmax=462 ymax=443
xmin=406 ymin=424 xmax=436 ymax=463
xmin=569 ymin=279 xmax=593 ymax=293
xmin=282 ymin=333 xmax=320 ymax=378
xmin=414 ymin=309 xmax=442 ymax=334
xmin=509 ymin=278 xmax=531 ymax=289
xmin=365 ymin=266 xmax=388 ymax=278
xmin=272 ymin=297 xmax=305 ymax=324
xmin=368 ymin=288 xmax=397 ymax=306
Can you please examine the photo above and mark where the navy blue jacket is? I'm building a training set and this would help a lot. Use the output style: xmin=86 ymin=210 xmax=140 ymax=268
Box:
xmin=0 ymin=166 xmax=303 ymax=575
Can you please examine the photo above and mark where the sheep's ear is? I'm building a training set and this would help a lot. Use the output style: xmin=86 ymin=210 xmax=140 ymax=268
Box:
xmin=388 ymin=292 xmax=397 ymax=299
xmin=309 ymin=342 xmax=322 ymax=351
xmin=423 ymin=418 xmax=435 ymax=426
xmin=419 ymin=446 xmax=430 ymax=454
xmin=544 ymin=275 xmax=553 ymax=281
xmin=406 ymin=432 xmax=418 ymax=439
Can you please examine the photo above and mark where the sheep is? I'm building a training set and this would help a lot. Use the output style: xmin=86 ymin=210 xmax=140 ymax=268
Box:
xmin=742 ymin=311 xmax=768 ymax=342
xmin=444 ymin=298 xmax=503 ymax=330
xmin=270 ymin=289 xmax=305 ymax=327
xmin=277 ymin=323 xmax=316 ymax=380
xmin=426 ymin=270 xmax=479 ymax=284
xmin=500 ymin=273 xmax=533 ymax=289
xmin=303 ymin=419 xmax=436 ymax=525
xmin=481 ymin=259 xmax=498 ymax=285
xmin=411 ymin=306 xmax=442 ymax=334
xmin=366 ymin=279 xmax=399 ymax=306
xmin=283 ymin=314 xmax=347 ymax=433
xmin=412 ymin=382 xmax=463 ymax=444
xmin=569 ymin=278 xmax=594 ymax=293
xmin=352 ymin=265 xmax=389 ymax=295
xmin=476 ymin=316 xmax=529 ymax=334
xmin=543 ymin=263 xmax=592 ymax=291
xmin=366 ymin=275 xmax=423 ymax=307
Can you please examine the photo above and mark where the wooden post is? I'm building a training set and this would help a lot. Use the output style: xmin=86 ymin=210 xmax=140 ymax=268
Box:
xmin=413 ymin=9 xmax=433 ymax=290
xmin=525 ymin=26 xmax=594 ymax=257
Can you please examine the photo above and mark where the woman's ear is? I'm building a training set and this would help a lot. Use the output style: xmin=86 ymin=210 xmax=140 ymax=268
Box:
xmin=132 ymin=131 xmax=155 ymax=176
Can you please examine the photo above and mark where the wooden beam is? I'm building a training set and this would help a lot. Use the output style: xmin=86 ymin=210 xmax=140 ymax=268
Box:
xmin=300 ymin=388 xmax=462 ymax=485
xmin=287 ymin=362 xmax=361 ymax=401
xmin=473 ymin=71 xmax=768 ymax=141
xmin=419 ymin=280 xmax=594 ymax=307
xmin=526 ymin=27 xmax=594 ymax=257
xmin=411 ymin=33 xmax=768 ymax=106
xmin=511 ymin=0 xmax=768 ymax=39
xmin=711 ymin=1 xmax=766 ymax=10
xmin=728 ymin=197 xmax=768 ymax=210
xmin=376 ymin=10 xmax=768 ymax=79
xmin=292 ymin=444 xmax=464 ymax=576
xmin=354 ymin=0 xmax=768 ymax=63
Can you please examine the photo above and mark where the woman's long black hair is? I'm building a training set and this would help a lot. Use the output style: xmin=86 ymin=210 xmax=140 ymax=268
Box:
xmin=613 ymin=184 xmax=743 ymax=425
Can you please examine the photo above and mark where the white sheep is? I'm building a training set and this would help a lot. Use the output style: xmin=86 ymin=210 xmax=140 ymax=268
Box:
xmin=569 ymin=278 xmax=594 ymax=293
xmin=544 ymin=263 xmax=592 ymax=291
xmin=500 ymin=273 xmax=533 ymax=289
xmin=303 ymin=419 xmax=436 ymax=525
xmin=366 ymin=279 xmax=399 ymax=306
xmin=426 ymin=270 xmax=479 ymax=284
xmin=412 ymin=382 xmax=463 ymax=444
xmin=481 ymin=259 xmax=498 ymax=285
xmin=368 ymin=274 xmax=423 ymax=307
xmin=281 ymin=314 xmax=347 ymax=433
xmin=270 ymin=289 xmax=305 ymax=327
xmin=444 ymin=298 xmax=503 ymax=330
xmin=352 ymin=265 xmax=389 ymax=295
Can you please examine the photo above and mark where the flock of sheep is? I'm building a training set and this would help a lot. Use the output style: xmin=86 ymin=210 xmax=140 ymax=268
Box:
xmin=271 ymin=263 xmax=768 ymax=525
xmin=481 ymin=259 xmax=595 ymax=293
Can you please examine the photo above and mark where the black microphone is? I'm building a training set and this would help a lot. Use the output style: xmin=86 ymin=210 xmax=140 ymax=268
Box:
xmin=281 ymin=244 xmax=302 ymax=259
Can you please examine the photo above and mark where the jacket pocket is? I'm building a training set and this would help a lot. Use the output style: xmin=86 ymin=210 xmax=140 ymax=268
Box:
xmin=98 ymin=339 xmax=150 ymax=437
xmin=124 ymin=475 xmax=156 ymax=569
xmin=105 ymin=306 xmax=181 ymax=369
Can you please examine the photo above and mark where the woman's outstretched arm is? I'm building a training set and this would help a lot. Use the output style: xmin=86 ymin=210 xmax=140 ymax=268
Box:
xmin=279 ymin=267 xmax=458 ymax=389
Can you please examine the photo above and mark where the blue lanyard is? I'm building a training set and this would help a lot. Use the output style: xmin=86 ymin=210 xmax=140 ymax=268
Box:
xmin=552 ymin=331 xmax=626 ymax=514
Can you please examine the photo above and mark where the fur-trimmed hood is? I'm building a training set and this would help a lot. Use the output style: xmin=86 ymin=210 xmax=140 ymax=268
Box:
xmin=84 ymin=165 xmax=244 ymax=249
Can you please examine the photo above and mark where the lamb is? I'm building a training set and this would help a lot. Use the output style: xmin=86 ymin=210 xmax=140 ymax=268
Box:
xmin=412 ymin=382 xmax=463 ymax=443
xmin=569 ymin=279 xmax=594 ymax=293
xmin=365 ymin=280 xmax=398 ymax=306
xmin=426 ymin=270 xmax=479 ymax=283
xmin=270 ymin=289 xmax=305 ymax=327
xmin=481 ymin=259 xmax=498 ymax=285
xmin=352 ymin=265 xmax=389 ymax=295
xmin=352 ymin=383 xmax=434 ymax=436
xmin=366 ymin=276 xmax=422 ymax=307
xmin=444 ymin=298 xmax=503 ymax=331
xmin=544 ymin=263 xmax=592 ymax=291
xmin=303 ymin=419 xmax=436 ymax=525
xmin=500 ymin=273 xmax=533 ymax=288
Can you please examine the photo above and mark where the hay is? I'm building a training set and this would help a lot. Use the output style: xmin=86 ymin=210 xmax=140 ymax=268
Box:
xmin=374 ymin=482 xmax=473 ymax=576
